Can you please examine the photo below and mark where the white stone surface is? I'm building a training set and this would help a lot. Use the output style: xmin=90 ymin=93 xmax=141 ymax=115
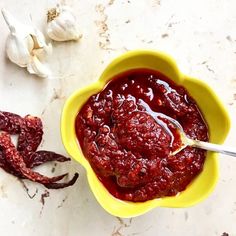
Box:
xmin=0 ymin=0 xmax=236 ymax=235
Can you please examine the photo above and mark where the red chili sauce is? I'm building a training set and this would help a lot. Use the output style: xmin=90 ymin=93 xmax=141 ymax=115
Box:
xmin=75 ymin=69 xmax=208 ymax=202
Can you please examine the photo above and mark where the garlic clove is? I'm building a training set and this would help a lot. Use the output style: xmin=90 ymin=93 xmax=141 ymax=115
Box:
xmin=46 ymin=5 xmax=82 ymax=42
xmin=6 ymin=34 xmax=33 ymax=67
xmin=2 ymin=8 xmax=34 ymax=67
xmin=32 ymin=28 xmax=51 ymax=50
xmin=27 ymin=55 xmax=50 ymax=78
xmin=30 ymin=31 xmax=52 ymax=60
xmin=32 ymin=43 xmax=52 ymax=61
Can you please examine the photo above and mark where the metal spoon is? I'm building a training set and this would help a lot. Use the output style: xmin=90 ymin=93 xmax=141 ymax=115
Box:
xmin=169 ymin=118 xmax=236 ymax=157
xmin=138 ymin=99 xmax=235 ymax=156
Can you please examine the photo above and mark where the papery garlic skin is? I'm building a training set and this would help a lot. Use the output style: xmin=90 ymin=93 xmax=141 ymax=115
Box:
xmin=1 ymin=8 xmax=52 ymax=78
xmin=47 ymin=5 xmax=82 ymax=42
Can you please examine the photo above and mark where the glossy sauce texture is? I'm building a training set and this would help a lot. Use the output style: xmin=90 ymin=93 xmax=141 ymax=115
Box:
xmin=75 ymin=69 xmax=208 ymax=202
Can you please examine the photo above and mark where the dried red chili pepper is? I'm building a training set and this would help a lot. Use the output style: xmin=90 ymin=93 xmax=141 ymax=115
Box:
xmin=0 ymin=111 xmax=23 ymax=134
xmin=0 ymin=148 xmax=22 ymax=177
xmin=0 ymin=150 xmax=70 ymax=178
xmin=0 ymin=111 xmax=79 ymax=189
xmin=0 ymin=132 xmax=67 ymax=184
xmin=17 ymin=115 xmax=43 ymax=159
xmin=44 ymin=173 xmax=79 ymax=189
xmin=0 ymin=148 xmax=78 ymax=189
xmin=26 ymin=151 xmax=70 ymax=168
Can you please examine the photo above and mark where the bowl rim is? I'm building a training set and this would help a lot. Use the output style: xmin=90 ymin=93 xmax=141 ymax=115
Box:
xmin=61 ymin=49 xmax=231 ymax=217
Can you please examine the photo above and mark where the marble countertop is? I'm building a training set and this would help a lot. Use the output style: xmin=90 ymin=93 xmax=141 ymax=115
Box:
xmin=0 ymin=0 xmax=236 ymax=235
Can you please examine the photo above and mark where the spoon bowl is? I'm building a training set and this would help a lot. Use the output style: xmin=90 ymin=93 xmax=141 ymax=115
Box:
xmin=165 ymin=117 xmax=236 ymax=157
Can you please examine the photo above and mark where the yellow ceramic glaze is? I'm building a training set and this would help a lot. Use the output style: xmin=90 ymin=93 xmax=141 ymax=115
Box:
xmin=61 ymin=50 xmax=230 ymax=218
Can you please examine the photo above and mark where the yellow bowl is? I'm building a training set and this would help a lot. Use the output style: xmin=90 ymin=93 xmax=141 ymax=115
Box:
xmin=61 ymin=50 xmax=230 ymax=218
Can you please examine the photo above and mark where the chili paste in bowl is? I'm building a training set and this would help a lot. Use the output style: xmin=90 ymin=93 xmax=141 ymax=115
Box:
xmin=75 ymin=69 xmax=208 ymax=202
xmin=62 ymin=50 xmax=230 ymax=217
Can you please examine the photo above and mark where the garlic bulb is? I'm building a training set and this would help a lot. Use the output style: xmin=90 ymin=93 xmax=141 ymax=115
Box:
xmin=1 ymin=8 xmax=52 ymax=78
xmin=47 ymin=5 xmax=82 ymax=42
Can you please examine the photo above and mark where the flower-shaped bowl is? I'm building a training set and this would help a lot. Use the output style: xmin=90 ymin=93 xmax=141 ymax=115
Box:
xmin=61 ymin=50 xmax=230 ymax=218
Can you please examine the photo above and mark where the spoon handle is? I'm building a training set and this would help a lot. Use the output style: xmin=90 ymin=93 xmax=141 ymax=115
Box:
xmin=190 ymin=139 xmax=236 ymax=157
